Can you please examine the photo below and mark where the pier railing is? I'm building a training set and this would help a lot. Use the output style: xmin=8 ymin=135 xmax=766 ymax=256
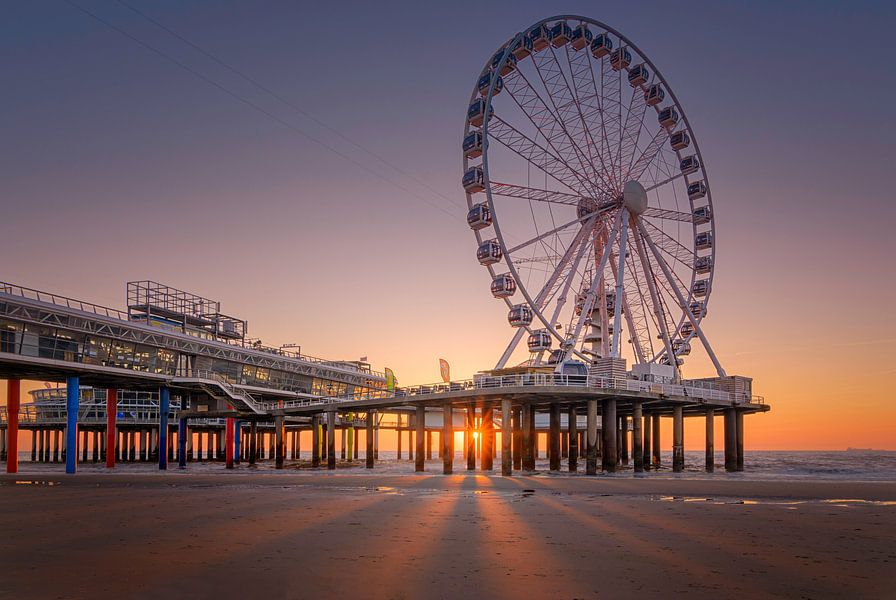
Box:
xmin=262 ymin=373 xmax=763 ymax=410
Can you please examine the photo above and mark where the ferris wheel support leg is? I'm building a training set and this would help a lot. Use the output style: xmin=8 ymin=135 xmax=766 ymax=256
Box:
xmin=631 ymin=224 xmax=679 ymax=382
xmin=637 ymin=221 xmax=727 ymax=378
xmin=611 ymin=212 xmax=630 ymax=357
xmin=601 ymin=398 xmax=617 ymax=473
xmin=585 ymin=399 xmax=598 ymax=475
xmin=496 ymin=327 xmax=527 ymax=370
xmin=567 ymin=211 xmax=626 ymax=362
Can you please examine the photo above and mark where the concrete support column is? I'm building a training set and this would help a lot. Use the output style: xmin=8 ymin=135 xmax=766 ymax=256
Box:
xmin=633 ymin=401 xmax=643 ymax=473
xmin=366 ymin=411 xmax=374 ymax=469
xmin=561 ymin=431 xmax=568 ymax=459
xmin=326 ymin=411 xmax=336 ymax=470
xmin=415 ymin=406 xmax=425 ymax=472
xmin=586 ymin=399 xmax=598 ymax=475
xmin=92 ymin=431 xmax=99 ymax=462
xmin=197 ymin=431 xmax=204 ymax=462
xmin=466 ymin=404 xmax=476 ymax=471
xmin=426 ymin=431 xmax=432 ymax=460
xmin=521 ymin=404 xmax=533 ymax=472
xmin=374 ymin=416 xmax=379 ymax=460
xmin=308 ymin=417 xmax=318 ymax=467
xmin=249 ymin=421 xmax=258 ymax=466
xmin=705 ymin=408 xmax=714 ymax=472
xmin=235 ymin=422 xmax=242 ymax=464
xmin=226 ymin=417 xmax=235 ymax=469
xmin=672 ymin=405 xmax=684 ymax=473
xmin=482 ymin=403 xmax=494 ymax=472
xmin=620 ymin=415 xmax=629 ymax=466
xmin=442 ymin=403 xmax=453 ymax=475
xmin=268 ymin=430 xmax=275 ymax=460
xmin=548 ymin=403 xmax=561 ymax=471
xmin=178 ymin=418 xmax=188 ymax=469
xmin=37 ymin=429 xmax=44 ymax=462
xmin=501 ymin=399 xmax=512 ymax=476
xmin=724 ymin=408 xmax=737 ymax=472
xmin=601 ymin=399 xmax=618 ymax=472
xmin=31 ymin=430 xmax=37 ymax=462
xmin=65 ymin=376 xmax=79 ymax=474
xmin=5 ymin=380 xmax=19 ymax=473
xmin=652 ymin=413 xmax=661 ymax=468
xmin=106 ymin=388 xmax=118 ymax=469
xmin=275 ymin=416 xmax=285 ymax=470
xmin=340 ymin=426 xmax=347 ymax=460
xmin=528 ymin=406 xmax=536 ymax=468
xmin=568 ymin=406 xmax=578 ymax=472
xmin=736 ymin=410 xmax=745 ymax=472
xmin=643 ymin=413 xmax=651 ymax=471
xmin=396 ymin=423 xmax=402 ymax=460
xmin=512 ymin=408 xmax=522 ymax=471
xmin=158 ymin=387 xmax=169 ymax=470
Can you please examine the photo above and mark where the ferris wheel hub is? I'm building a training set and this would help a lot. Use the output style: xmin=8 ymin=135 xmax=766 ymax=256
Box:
xmin=622 ymin=180 xmax=648 ymax=215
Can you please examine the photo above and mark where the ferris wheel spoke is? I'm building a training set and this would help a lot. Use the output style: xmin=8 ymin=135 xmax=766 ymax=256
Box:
xmin=505 ymin=213 xmax=591 ymax=255
xmin=617 ymin=80 xmax=649 ymax=186
xmin=627 ymin=126 xmax=671 ymax=183
xmin=529 ymin=49 xmax=614 ymax=196
xmin=642 ymin=206 xmax=693 ymax=223
xmin=495 ymin=222 xmax=591 ymax=369
xmin=622 ymin=240 xmax=656 ymax=359
xmin=565 ymin=209 xmax=625 ymax=352
xmin=563 ymin=44 xmax=617 ymax=191
xmin=490 ymin=182 xmax=581 ymax=207
xmin=504 ymin=66 xmax=604 ymax=199
xmin=641 ymin=220 xmax=695 ymax=268
xmin=609 ymin=236 xmax=646 ymax=363
xmin=489 ymin=117 xmax=597 ymax=198
xmin=631 ymin=223 xmax=679 ymax=378
xmin=645 ymin=171 xmax=686 ymax=193
xmin=637 ymin=221 xmax=727 ymax=377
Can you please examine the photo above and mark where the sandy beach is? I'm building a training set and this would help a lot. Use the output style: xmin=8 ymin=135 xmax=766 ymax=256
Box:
xmin=1 ymin=463 xmax=893 ymax=599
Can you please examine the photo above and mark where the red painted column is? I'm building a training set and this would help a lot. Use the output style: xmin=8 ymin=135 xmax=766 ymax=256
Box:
xmin=106 ymin=389 xmax=117 ymax=469
xmin=225 ymin=417 xmax=234 ymax=469
xmin=6 ymin=380 xmax=20 ymax=473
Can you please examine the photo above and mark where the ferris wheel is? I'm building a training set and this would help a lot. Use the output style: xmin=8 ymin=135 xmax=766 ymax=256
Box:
xmin=462 ymin=15 xmax=727 ymax=378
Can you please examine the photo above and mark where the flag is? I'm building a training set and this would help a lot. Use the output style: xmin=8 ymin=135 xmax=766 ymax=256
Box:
xmin=359 ymin=356 xmax=368 ymax=362
xmin=385 ymin=367 xmax=396 ymax=392
xmin=439 ymin=358 xmax=450 ymax=383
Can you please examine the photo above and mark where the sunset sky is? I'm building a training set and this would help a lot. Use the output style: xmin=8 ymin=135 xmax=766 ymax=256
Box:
xmin=2 ymin=1 xmax=895 ymax=450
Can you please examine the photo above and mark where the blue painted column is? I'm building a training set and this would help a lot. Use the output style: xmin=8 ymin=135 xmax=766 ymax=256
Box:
xmin=178 ymin=417 xmax=187 ymax=469
xmin=233 ymin=421 xmax=241 ymax=465
xmin=65 ymin=376 xmax=79 ymax=474
xmin=159 ymin=387 xmax=170 ymax=470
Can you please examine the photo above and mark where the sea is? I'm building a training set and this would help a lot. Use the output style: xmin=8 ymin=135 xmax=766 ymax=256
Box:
xmin=13 ymin=450 xmax=896 ymax=481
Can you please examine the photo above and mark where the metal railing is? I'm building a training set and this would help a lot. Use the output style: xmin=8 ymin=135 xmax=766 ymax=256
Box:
xmin=0 ymin=281 xmax=129 ymax=320
xmin=265 ymin=373 xmax=762 ymax=410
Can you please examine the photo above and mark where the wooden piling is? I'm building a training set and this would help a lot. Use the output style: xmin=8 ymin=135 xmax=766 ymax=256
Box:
xmin=482 ymin=403 xmax=494 ymax=471
xmin=672 ymin=405 xmax=684 ymax=472
xmin=466 ymin=404 xmax=476 ymax=471
xmin=442 ymin=403 xmax=453 ymax=475
xmin=366 ymin=411 xmax=374 ymax=469
xmin=414 ymin=406 xmax=425 ymax=472
xmin=549 ymin=403 xmax=561 ymax=471
xmin=586 ymin=399 xmax=597 ymax=475
xmin=724 ymin=408 xmax=737 ymax=472
xmin=326 ymin=411 xmax=336 ymax=470
xmin=633 ymin=401 xmax=643 ymax=473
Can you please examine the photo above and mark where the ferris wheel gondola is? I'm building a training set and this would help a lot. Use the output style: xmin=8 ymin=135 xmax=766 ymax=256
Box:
xmin=462 ymin=15 xmax=728 ymax=379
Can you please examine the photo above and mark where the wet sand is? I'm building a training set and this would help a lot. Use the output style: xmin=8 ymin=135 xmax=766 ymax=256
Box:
xmin=1 ymin=464 xmax=894 ymax=599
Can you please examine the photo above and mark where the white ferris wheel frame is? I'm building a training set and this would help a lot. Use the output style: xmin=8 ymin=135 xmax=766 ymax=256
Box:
xmin=462 ymin=15 xmax=725 ymax=378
